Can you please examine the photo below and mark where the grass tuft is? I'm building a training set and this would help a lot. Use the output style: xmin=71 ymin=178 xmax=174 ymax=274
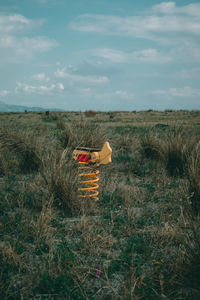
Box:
xmin=0 ymin=130 xmax=42 ymax=174
xmin=140 ymin=131 xmax=163 ymax=160
xmin=0 ymin=110 xmax=200 ymax=299
xmin=42 ymin=149 xmax=79 ymax=216
xmin=186 ymin=141 xmax=200 ymax=215
xmin=163 ymin=129 xmax=189 ymax=177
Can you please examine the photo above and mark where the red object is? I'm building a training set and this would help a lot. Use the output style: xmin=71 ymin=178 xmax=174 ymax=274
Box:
xmin=77 ymin=154 xmax=91 ymax=162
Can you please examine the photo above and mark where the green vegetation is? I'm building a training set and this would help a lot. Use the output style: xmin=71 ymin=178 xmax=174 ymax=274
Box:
xmin=0 ymin=110 xmax=200 ymax=299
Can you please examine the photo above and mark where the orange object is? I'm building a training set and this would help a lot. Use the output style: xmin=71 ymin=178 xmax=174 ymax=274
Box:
xmin=73 ymin=142 xmax=112 ymax=165
xmin=73 ymin=142 xmax=112 ymax=201
xmin=78 ymin=162 xmax=99 ymax=201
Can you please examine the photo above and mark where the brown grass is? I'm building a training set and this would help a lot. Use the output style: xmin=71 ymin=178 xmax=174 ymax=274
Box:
xmin=84 ymin=110 xmax=97 ymax=117
xmin=0 ymin=110 xmax=200 ymax=299
xmin=0 ymin=130 xmax=43 ymax=174
xmin=186 ymin=141 xmax=200 ymax=215
xmin=41 ymin=149 xmax=80 ymax=216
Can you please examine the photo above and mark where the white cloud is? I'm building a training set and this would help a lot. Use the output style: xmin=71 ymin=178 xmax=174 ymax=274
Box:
xmin=69 ymin=3 xmax=200 ymax=64
xmin=0 ymin=13 xmax=57 ymax=62
xmin=175 ymin=68 xmax=200 ymax=79
xmin=153 ymin=2 xmax=200 ymax=17
xmin=0 ymin=90 xmax=10 ymax=96
xmin=152 ymin=2 xmax=176 ymax=14
xmin=0 ymin=36 xmax=57 ymax=60
xmin=32 ymin=73 xmax=50 ymax=82
xmin=15 ymin=81 xmax=64 ymax=95
xmin=54 ymin=68 xmax=109 ymax=84
xmin=92 ymin=47 xmax=171 ymax=64
xmin=54 ymin=69 xmax=67 ymax=78
xmin=171 ymin=43 xmax=200 ymax=63
xmin=93 ymin=48 xmax=126 ymax=63
xmin=57 ymin=83 xmax=64 ymax=90
xmin=135 ymin=48 xmax=166 ymax=62
xmin=0 ymin=13 xmax=44 ymax=34
xmin=115 ymin=90 xmax=134 ymax=100
xmin=153 ymin=86 xmax=200 ymax=98
xmin=80 ymin=88 xmax=91 ymax=94
xmin=70 ymin=9 xmax=200 ymax=40
xmin=69 ymin=2 xmax=200 ymax=54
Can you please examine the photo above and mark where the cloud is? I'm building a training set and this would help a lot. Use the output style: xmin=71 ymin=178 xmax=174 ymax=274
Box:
xmin=92 ymin=47 xmax=171 ymax=63
xmin=57 ymin=83 xmax=64 ymax=90
xmin=36 ymin=0 xmax=64 ymax=5
xmin=0 ymin=13 xmax=44 ymax=34
xmin=152 ymin=2 xmax=176 ymax=14
xmin=32 ymin=73 xmax=50 ymax=82
xmin=0 ymin=90 xmax=10 ymax=96
xmin=175 ymin=68 xmax=200 ymax=79
xmin=0 ymin=36 xmax=57 ymax=62
xmin=15 ymin=81 xmax=64 ymax=95
xmin=115 ymin=90 xmax=134 ymax=100
xmin=54 ymin=68 xmax=109 ymax=84
xmin=69 ymin=3 xmax=200 ymax=49
xmin=153 ymin=86 xmax=200 ymax=98
xmin=93 ymin=48 xmax=126 ymax=63
xmin=69 ymin=3 xmax=200 ymax=64
xmin=152 ymin=2 xmax=200 ymax=17
xmin=80 ymin=88 xmax=91 ymax=94
xmin=0 ymin=13 xmax=57 ymax=62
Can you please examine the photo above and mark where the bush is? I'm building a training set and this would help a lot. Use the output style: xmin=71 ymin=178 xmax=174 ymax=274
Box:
xmin=140 ymin=132 xmax=163 ymax=160
xmin=139 ymin=128 xmax=196 ymax=178
xmin=84 ymin=110 xmax=97 ymax=117
xmin=42 ymin=149 xmax=79 ymax=216
xmin=162 ymin=129 xmax=189 ymax=177
xmin=0 ymin=130 xmax=42 ymax=174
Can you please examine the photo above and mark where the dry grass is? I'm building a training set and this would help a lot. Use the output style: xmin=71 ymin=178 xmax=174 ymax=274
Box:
xmin=85 ymin=110 xmax=97 ymax=118
xmin=0 ymin=129 xmax=43 ymax=174
xmin=162 ymin=128 xmax=190 ymax=177
xmin=41 ymin=149 xmax=80 ymax=216
xmin=0 ymin=110 xmax=200 ymax=299
xmin=140 ymin=131 xmax=163 ymax=160
xmin=186 ymin=141 xmax=200 ymax=215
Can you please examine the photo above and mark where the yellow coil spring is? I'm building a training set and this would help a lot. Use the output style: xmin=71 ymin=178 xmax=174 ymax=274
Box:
xmin=78 ymin=161 xmax=100 ymax=201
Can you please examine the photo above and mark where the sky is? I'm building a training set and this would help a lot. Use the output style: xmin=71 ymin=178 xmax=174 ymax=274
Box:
xmin=0 ymin=0 xmax=200 ymax=111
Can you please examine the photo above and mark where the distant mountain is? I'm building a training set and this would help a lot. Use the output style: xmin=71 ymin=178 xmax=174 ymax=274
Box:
xmin=0 ymin=101 xmax=60 ymax=112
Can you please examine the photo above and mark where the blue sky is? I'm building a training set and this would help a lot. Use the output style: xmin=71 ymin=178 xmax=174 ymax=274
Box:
xmin=0 ymin=0 xmax=200 ymax=111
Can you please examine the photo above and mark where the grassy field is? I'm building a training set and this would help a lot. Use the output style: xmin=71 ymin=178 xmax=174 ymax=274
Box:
xmin=0 ymin=110 xmax=200 ymax=300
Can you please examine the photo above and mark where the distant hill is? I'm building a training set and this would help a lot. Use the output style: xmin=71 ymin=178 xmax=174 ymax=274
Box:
xmin=0 ymin=101 xmax=60 ymax=112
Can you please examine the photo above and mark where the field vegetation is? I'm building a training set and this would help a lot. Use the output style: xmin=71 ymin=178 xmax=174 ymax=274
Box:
xmin=0 ymin=110 xmax=200 ymax=299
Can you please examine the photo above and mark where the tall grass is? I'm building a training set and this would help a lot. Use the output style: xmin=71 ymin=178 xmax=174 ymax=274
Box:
xmin=163 ymin=129 xmax=189 ymax=176
xmin=0 ymin=111 xmax=200 ymax=299
xmin=140 ymin=132 xmax=163 ymax=160
xmin=139 ymin=128 xmax=197 ymax=177
xmin=0 ymin=130 xmax=42 ymax=174
xmin=186 ymin=141 xmax=200 ymax=215
xmin=55 ymin=116 xmax=107 ymax=150
xmin=41 ymin=149 xmax=80 ymax=216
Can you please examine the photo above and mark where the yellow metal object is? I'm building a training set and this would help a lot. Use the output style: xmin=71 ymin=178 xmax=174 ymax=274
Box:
xmin=78 ymin=162 xmax=99 ymax=201
xmin=73 ymin=142 xmax=112 ymax=164
xmin=73 ymin=142 xmax=112 ymax=201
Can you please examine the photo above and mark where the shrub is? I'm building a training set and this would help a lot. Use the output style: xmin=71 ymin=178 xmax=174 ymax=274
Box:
xmin=162 ymin=129 xmax=189 ymax=177
xmin=71 ymin=117 xmax=107 ymax=149
xmin=55 ymin=117 xmax=107 ymax=150
xmin=139 ymin=128 xmax=195 ymax=178
xmin=55 ymin=120 xmax=74 ymax=149
xmin=42 ymin=149 xmax=79 ymax=216
xmin=84 ymin=110 xmax=97 ymax=117
xmin=140 ymin=132 xmax=163 ymax=160
xmin=0 ymin=130 xmax=42 ymax=174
